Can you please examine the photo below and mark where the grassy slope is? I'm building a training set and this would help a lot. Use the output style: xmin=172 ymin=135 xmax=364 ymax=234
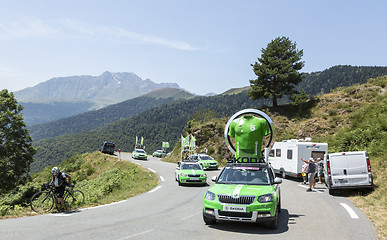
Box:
xmin=0 ymin=152 xmax=159 ymax=218
xmin=164 ymin=76 xmax=386 ymax=239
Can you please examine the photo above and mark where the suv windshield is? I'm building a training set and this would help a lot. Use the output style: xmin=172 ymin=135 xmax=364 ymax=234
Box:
xmin=217 ymin=165 xmax=270 ymax=185
xmin=181 ymin=164 xmax=202 ymax=170
xmin=200 ymin=155 xmax=213 ymax=160
xmin=135 ymin=150 xmax=145 ymax=153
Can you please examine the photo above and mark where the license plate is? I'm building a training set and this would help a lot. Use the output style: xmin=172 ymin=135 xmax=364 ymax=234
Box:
xmin=335 ymin=179 xmax=348 ymax=184
xmin=190 ymin=177 xmax=199 ymax=180
xmin=223 ymin=205 xmax=246 ymax=212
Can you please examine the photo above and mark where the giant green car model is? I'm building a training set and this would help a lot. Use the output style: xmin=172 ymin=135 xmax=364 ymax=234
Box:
xmin=132 ymin=149 xmax=147 ymax=160
xmin=203 ymin=162 xmax=282 ymax=228
xmin=190 ymin=154 xmax=219 ymax=170
xmin=175 ymin=162 xmax=207 ymax=186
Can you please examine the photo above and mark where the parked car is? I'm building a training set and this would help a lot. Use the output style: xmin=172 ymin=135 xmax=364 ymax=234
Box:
xmin=175 ymin=161 xmax=207 ymax=186
xmin=132 ymin=149 xmax=147 ymax=160
xmin=152 ymin=150 xmax=166 ymax=158
xmin=203 ymin=160 xmax=282 ymax=228
xmin=324 ymin=151 xmax=373 ymax=195
xmin=189 ymin=154 xmax=219 ymax=170
xmin=101 ymin=141 xmax=115 ymax=155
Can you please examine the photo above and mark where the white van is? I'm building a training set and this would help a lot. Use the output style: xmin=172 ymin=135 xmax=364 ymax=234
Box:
xmin=268 ymin=139 xmax=328 ymax=179
xmin=324 ymin=151 xmax=373 ymax=195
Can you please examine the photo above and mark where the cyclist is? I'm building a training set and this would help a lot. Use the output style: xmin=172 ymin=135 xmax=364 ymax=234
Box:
xmin=50 ymin=167 xmax=71 ymax=212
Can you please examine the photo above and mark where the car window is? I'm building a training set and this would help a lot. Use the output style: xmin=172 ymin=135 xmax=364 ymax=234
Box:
xmin=217 ymin=166 xmax=270 ymax=185
xmin=181 ymin=164 xmax=202 ymax=170
xmin=136 ymin=150 xmax=145 ymax=153
xmin=200 ymin=155 xmax=213 ymax=160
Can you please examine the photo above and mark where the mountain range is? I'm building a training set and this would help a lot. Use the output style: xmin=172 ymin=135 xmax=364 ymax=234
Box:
xmin=14 ymin=71 xmax=182 ymax=125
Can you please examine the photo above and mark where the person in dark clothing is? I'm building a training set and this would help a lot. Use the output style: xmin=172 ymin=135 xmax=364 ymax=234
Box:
xmin=50 ymin=167 xmax=71 ymax=212
xmin=302 ymin=158 xmax=317 ymax=192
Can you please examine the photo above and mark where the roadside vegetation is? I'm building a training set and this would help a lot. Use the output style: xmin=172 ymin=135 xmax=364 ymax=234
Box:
xmin=0 ymin=152 xmax=159 ymax=218
xmin=164 ymin=76 xmax=386 ymax=239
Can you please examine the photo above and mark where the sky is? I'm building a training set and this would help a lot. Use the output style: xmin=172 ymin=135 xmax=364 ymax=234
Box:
xmin=0 ymin=0 xmax=386 ymax=95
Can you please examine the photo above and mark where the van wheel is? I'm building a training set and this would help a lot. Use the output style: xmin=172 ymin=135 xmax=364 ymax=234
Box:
xmin=281 ymin=171 xmax=286 ymax=179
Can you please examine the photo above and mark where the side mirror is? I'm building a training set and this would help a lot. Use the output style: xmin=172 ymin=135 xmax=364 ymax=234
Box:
xmin=176 ymin=167 xmax=179 ymax=170
xmin=211 ymin=176 xmax=217 ymax=182
xmin=274 ymin=177 xmax=282 ymax=184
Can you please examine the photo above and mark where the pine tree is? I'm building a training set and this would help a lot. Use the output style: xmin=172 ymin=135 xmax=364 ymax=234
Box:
xmin=249 ymin=36 xmax=304 ymax=107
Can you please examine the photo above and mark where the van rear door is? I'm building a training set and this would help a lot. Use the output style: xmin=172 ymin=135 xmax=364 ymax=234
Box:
xmin=330 ymin=154 xmax=351 ymax=187
xmin=346 ymin=151 xmax=370 ymax=187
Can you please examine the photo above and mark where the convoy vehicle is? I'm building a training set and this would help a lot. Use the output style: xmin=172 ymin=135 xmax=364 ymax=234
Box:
xmin=324 ymin=151 xmax=373 ymax=195
xmin=189 ymin=154 xmax=219 ymax=170
xmin=100 ymin=141 xmax=115 ymax=155
xmin=267 ymin=139 xmax=328 ymax=179
xmin=132 ymin=149 xmax=147 ymax=160
xmin=203 ymin=159 xmax=282 ymax=228
xmin=175 ymin=161 xmax=207 ymax=186
xmin=152 ymin=150 xmax=166 ymax=158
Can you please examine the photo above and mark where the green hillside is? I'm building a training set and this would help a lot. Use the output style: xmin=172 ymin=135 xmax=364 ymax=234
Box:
xmin=0 ymin=152 xmax=159 ymax=218
xmin=29 ymin=89 xmax=191 ymax=141
xmin=30 ymin=93 xmax=271 ymax=172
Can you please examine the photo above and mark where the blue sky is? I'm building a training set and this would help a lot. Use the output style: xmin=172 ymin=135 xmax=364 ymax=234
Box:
xmin=0 ymin=0 xmax=386 ymax=95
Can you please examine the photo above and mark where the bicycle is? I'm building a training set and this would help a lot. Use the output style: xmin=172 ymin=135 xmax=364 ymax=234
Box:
xmin=30 ymin=183 xmax=85 ymax=213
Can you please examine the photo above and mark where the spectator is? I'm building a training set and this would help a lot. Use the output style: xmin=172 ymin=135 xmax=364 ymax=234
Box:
xmin=302 ymin=157 xmax=316 ymax=192
xmin=317 ymin=158 xmax=324 ymax=184
xmin=301 ymin=160 xmax=309 ymax=184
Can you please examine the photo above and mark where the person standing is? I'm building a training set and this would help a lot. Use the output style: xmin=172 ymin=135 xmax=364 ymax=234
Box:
xmin=316 ymin=158 xmax=324 ymax=184
xmin=302 ymin=158 xmax=316 ymax=192
xmin=301 ymin=160 xmax=309 ymax=184
xmin=50 ymin=167 xmax=71 ymax=212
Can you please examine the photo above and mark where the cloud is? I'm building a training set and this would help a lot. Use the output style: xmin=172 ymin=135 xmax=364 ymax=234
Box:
xmin=0 ymin=17 xmax=57 ymax=39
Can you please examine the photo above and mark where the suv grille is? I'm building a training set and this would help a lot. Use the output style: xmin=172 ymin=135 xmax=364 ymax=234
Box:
xmin=218 ymin=195 xmax=255 ymax=205
xmin=188 ymin=174 xmax=200 ymax=177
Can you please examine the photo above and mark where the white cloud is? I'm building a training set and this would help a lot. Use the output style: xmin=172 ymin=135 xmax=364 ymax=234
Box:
xmin=0 ymin=17 xmax=57 ymax=39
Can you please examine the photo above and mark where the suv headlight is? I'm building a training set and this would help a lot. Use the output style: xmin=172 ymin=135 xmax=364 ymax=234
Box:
xmin=180 ymin=173 xmax=187 ymax=177
xmin=205 ymin=191 xmax=216 ymax=201
xmin=201 ymin=174 xmax=207 ymax=177
xmin=257 ymin=194 xmax=273 ymax=203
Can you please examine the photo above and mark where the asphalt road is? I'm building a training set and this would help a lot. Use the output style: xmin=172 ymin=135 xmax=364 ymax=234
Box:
xmin=0 ymin=153 xmax=377 ymax=240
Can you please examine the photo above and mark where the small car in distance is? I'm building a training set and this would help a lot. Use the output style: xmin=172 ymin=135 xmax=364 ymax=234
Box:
xmin=190 ymin=154 xmax=219 ymax=170
xmin=132 ymin=149 xmax=147 ymax=160
xmin=175 ymin=161 xmax=207 ymax=186
xmin=101 ymin=141 xmax=115 ymax=155
xmin=152 ymin=150 xmax=166 ymax=158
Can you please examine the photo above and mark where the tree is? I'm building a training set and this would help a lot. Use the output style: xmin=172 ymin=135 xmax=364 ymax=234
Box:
xmin=248 ymin=36 xmax=304 ymax=107
xmin=0 ymin=89 xmax=37 ymax=193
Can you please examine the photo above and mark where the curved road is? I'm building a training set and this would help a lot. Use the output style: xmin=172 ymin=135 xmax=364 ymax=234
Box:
xmin=0 ymin=153 xmax=377 ymax=239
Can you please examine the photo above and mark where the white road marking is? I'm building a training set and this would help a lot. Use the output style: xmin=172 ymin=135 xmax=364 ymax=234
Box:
xmin=147 ymin=168 xmax=156 ymax=173
xmin=119 ymin=229 xmax=154 ymax=239
xmin=340 ymin=203 xmax=359 ymax=219
xmin=182 ymin=211 xmax=201 ymax=221
xmin=160 ymin=176 xmax=165 ymax=182
xmin=298 ymin=184 xmax=323 ymax=193
xmin=148 ymin=186 xmax=162 ymax=193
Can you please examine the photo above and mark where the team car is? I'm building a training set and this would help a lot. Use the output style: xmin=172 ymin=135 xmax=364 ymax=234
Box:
xmin=132 ymin=149 xmax=147 ymax=160
xmin=175 ymin=161 xmax=207 ymax=186
xmin=189 ymin=154 xmax=219 ymax=170
xmin=202 ymin=160 xmax=282 ymax=229
xmin=152 ymin=150 xmax=166 ymax=158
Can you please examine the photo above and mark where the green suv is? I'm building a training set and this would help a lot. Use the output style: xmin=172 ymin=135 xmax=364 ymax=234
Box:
xmin=189 ymin=154 xmax=219 ymax=170
xmin=203 ymin=161 xmax=282 ymax=228
xmin=132 ymin=149 xmax=147 ymax=160
xmin=175 ymin=161 xmax=207 ymax=186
